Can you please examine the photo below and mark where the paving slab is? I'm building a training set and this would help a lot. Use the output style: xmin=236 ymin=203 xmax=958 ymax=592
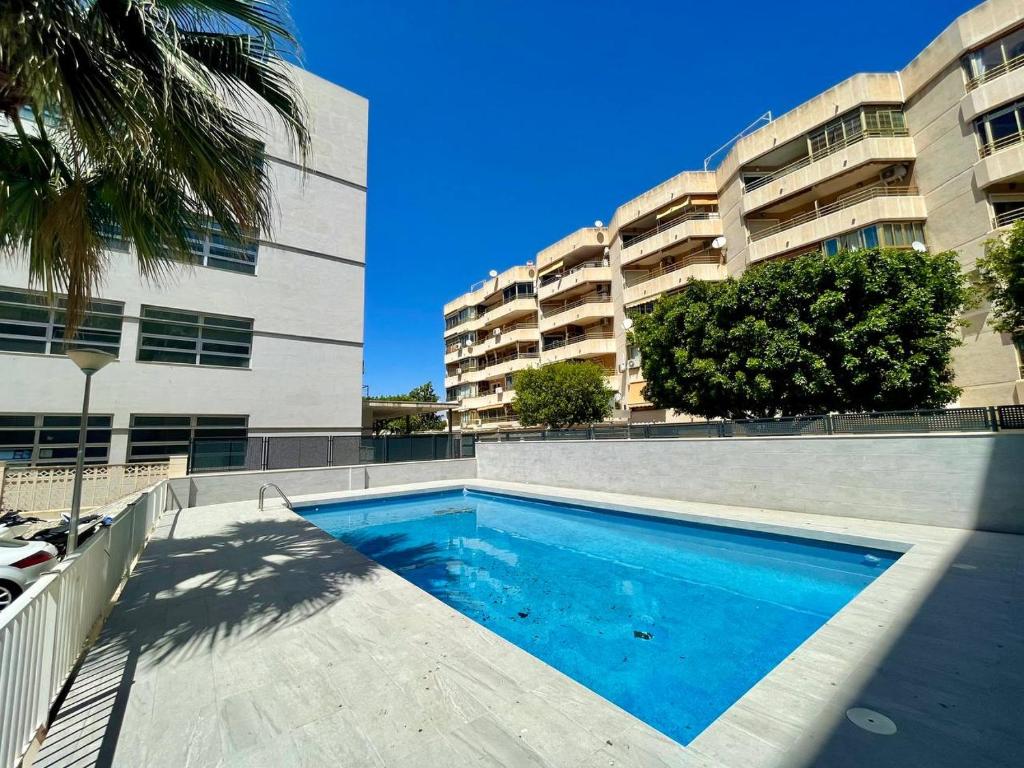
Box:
xmin=33 ymin=479 xmax=1023 ymax=767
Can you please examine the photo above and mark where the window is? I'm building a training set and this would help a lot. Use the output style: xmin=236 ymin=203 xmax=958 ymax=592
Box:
xmin=0 ymin=288 xmax=123 ymax=356
xmin=965 ymin=26 xmax=1024 ymax=85
xmin=127 ymin=415 xmax=248 ymax=464
xmin=502 ymin=282 xmax=535 ymax=302
xmin=444 ymin=306 xmax=480 ymax=331
xmin=976 ymin=100 xmax=1024 ymax=154
xmin=625 ymin=301 xmax=656 ymax=319
xmin=0 ymin=414 xmax=112 ymax=465
xmin=824 ymin=222 xmax=926 ymax=255
xmin=186 ymin=219 xmax=259 ymax=274
xmin=808 ymin=107 xmax=906 ymax=159
xmin=138 ymin=306 xmax=253 ymax=367
xmin=992 ymin=197 xmax=1024 ymax=228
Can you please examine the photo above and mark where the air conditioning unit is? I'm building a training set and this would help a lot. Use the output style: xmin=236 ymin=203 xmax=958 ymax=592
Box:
xmin=880 ymin=164 xmax=908 ymax=184
xmin=627 ymin=358 xmax=640 ymax=368
xmin=456 ymin=367 xmax=462 ymax=375
xmin=495 ymin=386 xmax=504 ymax=395
xmin=493 ymin=328 xmax=501 ymax=336
xmin=618 ymin=362 xmax=627 ymax=372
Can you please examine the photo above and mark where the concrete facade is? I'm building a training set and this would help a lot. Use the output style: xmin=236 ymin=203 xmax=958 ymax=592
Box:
xmin=475 ymin=434 xmax=1024 ymax=534
xmin=443 ymin=0 xmax=1024 ymax=426
xmin=0 ymin=69 xmax=367 ymax=464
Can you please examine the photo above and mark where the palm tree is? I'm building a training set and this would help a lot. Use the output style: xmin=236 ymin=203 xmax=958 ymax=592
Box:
xmin=0 ymin=0 xmax=309 ymax=332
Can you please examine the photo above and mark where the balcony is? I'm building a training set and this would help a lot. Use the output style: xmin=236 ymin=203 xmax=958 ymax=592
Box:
xmin=540 ymin=331 xmax=615 ymax=363
xmin=480 ymin=296 xmax=537 ymax=327
xmin=471 ymin=322 xmax=539 ymax=355
xmin=741 ymin=132 xmax=915 ymax=215
xmin=975 ymin=138 xmax=1024 ymax=189
xmin=619 ymin=211 xmax=722 ymax=266
xmin=621 ymin=251 xmax=726 ymax=306
xmin=746 ymin=185 xmax=926 ymax=262
xmin=462 ymin=390 xmax=514 ymax=411
xmin=478 ymin=352 xmax=539 ymax=379
xmin=966 ymin=52 xmax=1024 ymax=91
xmin=539 ymin=295 xmax=613 ymax=333
xmin=993 ymin=205 xmax=1024 ymax=229
xmin=537 ymin=261 xmax=611 ymax=301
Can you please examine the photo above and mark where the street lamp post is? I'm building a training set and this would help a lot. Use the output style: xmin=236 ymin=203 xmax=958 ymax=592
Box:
xmin=65 ymin=348 xmax=116 ymax=556
xmin=621 ymin=317 xmax=635 ymax=436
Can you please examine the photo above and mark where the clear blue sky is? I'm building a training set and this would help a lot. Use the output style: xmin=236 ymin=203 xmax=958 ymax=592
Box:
xmin=290 ymin=0 xmax=976 ymax=398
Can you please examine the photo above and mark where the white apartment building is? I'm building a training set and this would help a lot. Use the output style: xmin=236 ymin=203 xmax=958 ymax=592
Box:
xmin=0 ymin=70 xmax=367 ymax=468
xmin=445 ymin=0 xmax=1024 ymax=429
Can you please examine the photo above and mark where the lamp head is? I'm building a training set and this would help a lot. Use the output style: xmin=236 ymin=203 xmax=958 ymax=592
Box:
xmin=67 ymin=348 xmax=117 ymax=375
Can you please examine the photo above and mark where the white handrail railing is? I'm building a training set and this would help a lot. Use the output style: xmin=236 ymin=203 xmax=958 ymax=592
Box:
xmin=0 ymin=482 xmax=168 ymax=768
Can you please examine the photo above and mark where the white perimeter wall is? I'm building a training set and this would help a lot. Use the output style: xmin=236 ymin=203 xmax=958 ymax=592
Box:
xmin=476 ymin=435 xmax=1024 ymax=534
xmin=168 ymin=458 xmax=478 ymax=507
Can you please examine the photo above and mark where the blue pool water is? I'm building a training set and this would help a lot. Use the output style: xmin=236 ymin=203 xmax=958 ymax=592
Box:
xmin=300 ymin=490 xmax=898 ymax=744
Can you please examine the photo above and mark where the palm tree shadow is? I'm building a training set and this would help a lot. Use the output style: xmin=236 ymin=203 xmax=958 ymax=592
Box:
xmin=36 ymin=509 xmax=446 ymax=768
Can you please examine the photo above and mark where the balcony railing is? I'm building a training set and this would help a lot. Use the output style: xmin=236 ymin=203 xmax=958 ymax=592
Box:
xmin=478 ymin=352 xmax=539 ymax=370
xmin=748 ymin=185 xmax=919 ymax=242
xmin=621 ymin=211 xmax=720 ymax=250
xmin=980 ymin=129 xmax=1024 ymax=158
xmin=967 ymin=52 xmax=1024 ymax=91
xmin=994 ymin=206 xmax=1024 ymax=229
xmin=542 ymin=330 xmax=614 ymax=352
xmin=622 ymin=249 xmax=721 ymax=288
xmin=538 ymin=260 xmax=608 ymax=287
xmin=743 ymin=128 xmax=910 ymax=193
xmin=541 ymin=294 xmax=613 ymax=319
xmin=481 ymin=293 xmax=536 ymax=318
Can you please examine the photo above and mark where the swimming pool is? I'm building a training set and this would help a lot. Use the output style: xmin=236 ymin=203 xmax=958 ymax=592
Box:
xmin=300 ymin=489 xmax=899 ymax=745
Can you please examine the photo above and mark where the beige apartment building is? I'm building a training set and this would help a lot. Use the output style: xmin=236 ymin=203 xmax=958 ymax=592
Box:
xmin=445 ymin=0 xmax=1024 ymax=430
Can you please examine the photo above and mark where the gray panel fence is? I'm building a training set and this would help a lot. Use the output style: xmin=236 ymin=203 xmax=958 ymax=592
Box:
xmin=185 ymin=406 xmax=1020 ymax=474
xmin=188 ymin=433 xmax=469 ymax=474
xmin=476 ymin=405 xmax=1023 ymax=443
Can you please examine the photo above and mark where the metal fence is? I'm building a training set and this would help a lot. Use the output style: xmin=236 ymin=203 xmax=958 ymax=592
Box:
xmin=188 ymin=433 xmax=470 ymax=474
xmin=0 ymin=481 xmax=167 ymax=768
xmin=184 ymin=406 xmax=1022 ymax=473
xmin=475 ymin=405 xmax=1023 ymax=442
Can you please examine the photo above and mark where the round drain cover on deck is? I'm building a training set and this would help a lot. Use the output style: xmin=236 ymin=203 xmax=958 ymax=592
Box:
xmin=846 ymin=707 xmax=897 ymax=735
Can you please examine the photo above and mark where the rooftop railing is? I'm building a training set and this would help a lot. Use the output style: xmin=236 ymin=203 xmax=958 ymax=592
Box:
xmin=621 ymin=210 xmax=720 ymax=250
xmin=966 ymin=52 xmax=1024 ymax=91
xmin=541 ymin=294 xmax=613 ymax=319
xmin=622 ymin=249 xmax=721 ymax=288
xmin=743 ymin=128 xmax=910 ymax=193
xmin=747 ymin=185 xmax=919 ymax=242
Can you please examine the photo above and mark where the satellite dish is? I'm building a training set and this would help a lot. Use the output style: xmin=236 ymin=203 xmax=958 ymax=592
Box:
xmin=488 ymin=269 xmax=498 ymax=278
xmin=622 ymin=317 xmax=635 ymax=330
xmin=911 ymin=241 xmax=927 ymax=253
xmin=711 ymin=236 xmax=727 ymax=250
xmin=594 ymin=220 xmax=604 ymax=228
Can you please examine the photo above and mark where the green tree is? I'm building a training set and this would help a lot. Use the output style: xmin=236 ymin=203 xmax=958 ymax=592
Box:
xmin=0 ymin=0 xmax=308 ymax=331
xmin=976 ymin=220 xmax=1024 ymax=339
xmin=632 ymin=247 xmax=970 ymax=419
xmin=512 ymin=361 xmax=613 ymax=429
xmin=372 ymin=382 xmax=447 ymax=434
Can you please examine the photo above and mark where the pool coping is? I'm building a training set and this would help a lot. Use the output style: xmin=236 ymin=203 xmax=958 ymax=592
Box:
xmin=276 ymin=478 xmax=972 ymax=766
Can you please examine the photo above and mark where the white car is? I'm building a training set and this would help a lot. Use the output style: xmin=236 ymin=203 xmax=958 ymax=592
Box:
xmin=0 ymin=539 xmax=59 ymax=611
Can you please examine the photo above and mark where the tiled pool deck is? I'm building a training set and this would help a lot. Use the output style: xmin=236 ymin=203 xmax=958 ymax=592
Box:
xmin=33 ymin=480 xmax=1023 ymax=767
